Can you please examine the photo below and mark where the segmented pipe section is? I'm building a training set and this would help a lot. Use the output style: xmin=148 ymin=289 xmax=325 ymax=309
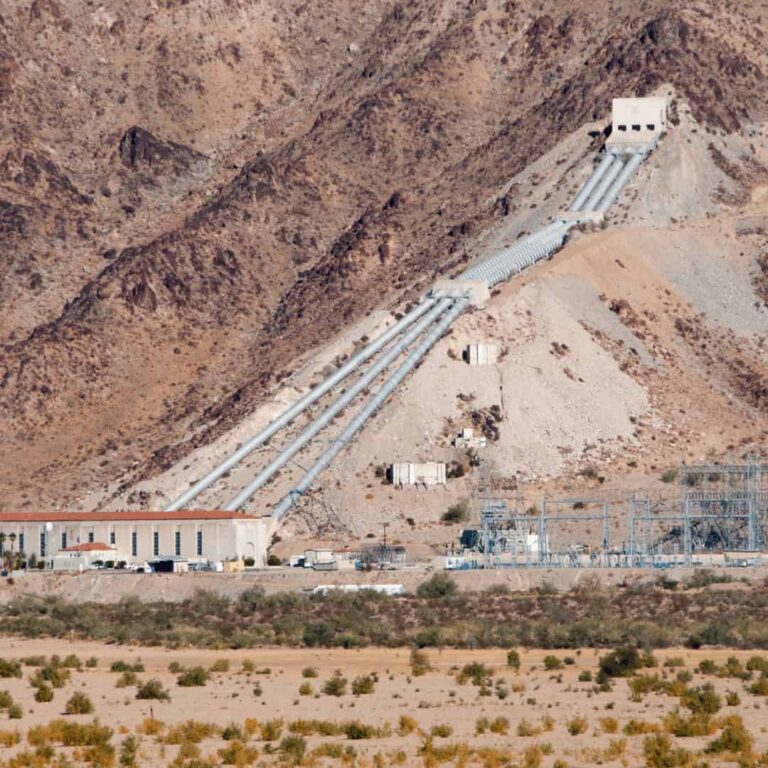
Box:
xmin=222 ymin=299 xmax=455 ymax=511
xmin=164 ymin=299 xmax=437 ymax=511
xmin=269 ymin=298 xmax=469 ymax=520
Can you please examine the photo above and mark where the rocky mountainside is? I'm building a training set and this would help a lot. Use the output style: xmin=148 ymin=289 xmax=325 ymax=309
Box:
xmin=0 ymin=0 xmax=766 ymax=511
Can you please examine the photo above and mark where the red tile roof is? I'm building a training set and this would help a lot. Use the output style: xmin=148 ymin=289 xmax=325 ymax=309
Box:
xmin=0 ymin=511 xmax=252 ymax=523
xmin=61 ymin=542 xmax=116 ymax=552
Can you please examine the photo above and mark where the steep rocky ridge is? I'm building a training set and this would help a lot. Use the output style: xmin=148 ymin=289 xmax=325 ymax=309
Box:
xmin=0 ymin=0 xmax=767 ymax=510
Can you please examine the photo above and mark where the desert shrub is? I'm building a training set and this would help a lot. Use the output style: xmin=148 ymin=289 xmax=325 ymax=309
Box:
xmin=34 ymin=683 xmax=54 ymax=703
xmin=298 ymin=682 xmax=313 ymax=696
xmin=136 ymin=718 xmax=165 ymax=736
xmin=8 ymin=704 xmax=22 ymax=720
xmin=260 ymin=720 xmax=283 ymax=741
xmin=416 ymin=573 xmax=457 ymax=599
xmin=457 ymin=662 xmax=492 ymax=686
xmin=441 ymin=503 xmax=469 ymax=524
xmin=683 ymin=570 xmax=732 ymax=590
xmin=681 ymin=683 xmax=720 ymax=716
xmin=543 ymin=656 xmax=563 ymax=671
xmin=629 ymin=674 xmax=666 ymax=701
xmin=119 ymin=735 xmax=139 ymax=768
xmin=0 ymin=730 xmax=20 ymax=748
xmin=164 ymin=720 xmax=219 ymax=744
xmin=86 ymin=657 xmax=98 ymax=668
xmin=221 ymin=723 xmax=244 ymax=741
xmin=664 ymin=709 xmax=714 ymax=737
xmin=599 ymin=645 xmax=642 ymax=678
xmin=301 ymin=667 xmax=318 ymax=678
xmin=747 ymin=675 xmax=768 ymax=695
xmin=696 ymin=659 xmax=717 ymax=674
xmin=168 ymin=661 xmax=183 ymax=673
xmin=27 ymin=719 xmax=112 ymax=747
xmin=62 ymin=654 xmax=83 ymax=670
xmin=521 ymin=744 xmax=543 ymax=768
xmin=323 ymin=675 xmax=347 ymax=696
xmin=135 ymin=679 xmax=170 ymax=701
xmin=344 ymin=721 xmax=376 ymax=740
xmin=217 ymin=740 xmax=259 ymax=766
xmin=278 ymin=735 xmax=306 ymax=764
xmin=0 ymin=660 xmax=22 ymax=679
xmin=266 ymin=554 xmax=281 ymax=566
xmin=177 ymin=667 xmax=209 ymax=687
xmin=210 ymin=659 xmax=230 ymax=673
xmin=578 ymin=670 xmax=593 ymax=682
xmin=623 ymin=720 xmax=661 ymax=736
xmin=663 ymin=657 xmax=685 ymax=668
xmin=746 ymin=656 xmax=768 ymax=673
xmin=397 ymin=716 xmax=418 ymax=737
xmin=65 ymin=692 xmax=94 ymax=715
xmin=600 ymin=717 xmax=619 ymax=734
xmin=506 ymin=649 xmax=521 ymax=670
xmin=489 ymin=717 xmax=509 ymax=735
xmin=0 ymin=691 xmax=13 ymax=710
xmin=475 ymin=717 xmax=490 ymax=735
xmin=351 ymin=675 xmax=375 ymax=695
xmin=115 ymin=671 xmax=138 ymax=688
xmin=705 ymin=715 xmax=753 ymax=755
xmin=410 ymin=648 xmax=431 ymax=677
xmin=430 ymin=724 xmax=453 ymax=738
xmin=567 ymin=717 xmax=588 ymax=736
xmin=725 ymin=691 xmax=740 ymax=706
xmin=110 ymin=661 xmax=144 ymax=673
xmin=643 ymin=733 xmax=691 ymax=768
xmin=660 ymin=469 xmax=678 ymax=483
xmin=21 ymin=656 xmax=47 ymax=667
xmin=517 ymin=720 xmax=540 ymax=737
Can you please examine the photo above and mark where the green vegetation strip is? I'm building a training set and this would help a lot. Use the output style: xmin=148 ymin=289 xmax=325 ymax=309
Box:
xmin=3 ymin=574 xmax=768 ymax=649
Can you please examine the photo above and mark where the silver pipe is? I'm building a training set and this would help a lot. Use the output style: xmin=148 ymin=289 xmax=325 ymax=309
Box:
xmin=581 ymin=154 xmax=625 ymax=211
xmin=568 ymin=153 xmax=614 ymax=212
xmin=269 ymin=298 xmax=470 ymax=520
xmin=222 ymin=298 xmax=454 ymax=511
xmin=596 ymin=152 xmax=645 ymax=211
xmin=165 ymin=298 xmax=437 ymax=511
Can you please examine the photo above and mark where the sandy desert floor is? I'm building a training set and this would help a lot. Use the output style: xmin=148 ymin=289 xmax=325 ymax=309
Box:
xmin=1 ymin=640 xmax=767 ymax=766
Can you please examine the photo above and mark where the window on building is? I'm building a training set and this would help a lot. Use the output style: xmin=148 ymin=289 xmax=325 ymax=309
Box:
xmin=40 ymin=532 xmax=46 ymax=558
xmin=618 ymin=124 xmax=627 ymax=132
xmin=110 ymin=530 xmax=116 ymax=546
xmin=153 ymin=531 xmax=159 ymax=556
xmin=61 ymin=532 xmax=67 ymax=549
xmin=18 ymin=533 xmax=24 ymax=554
xmin=632 ymin=124 xmax=641 ymax=131
xmin=196 ymin=530 xmax=203 ymax=557
xmin=646 ymin=123 xmax=655 ymax=130
xmin=88 ymin=531 xmax=94 ymax=543
xmin=175 ymin=531 xmax=181 ymax=557
xmin=131 ymin=531 xmax=137 ymax=557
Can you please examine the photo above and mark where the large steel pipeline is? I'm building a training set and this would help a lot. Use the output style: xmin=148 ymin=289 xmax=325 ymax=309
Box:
xmin=164 ymin=299 xmax=438 ymax=511
xmin=222 ymin=298 xmax=454 ymax=511
xmin=596 ymin=152 xmax=645 ymax=211
xmin=581 ymin=154 xmax=626 ymax=211
xmin=268 ymin=298 xmax=470 ymax=520
xmin=569 ymin=153 xmax=614 ymax=212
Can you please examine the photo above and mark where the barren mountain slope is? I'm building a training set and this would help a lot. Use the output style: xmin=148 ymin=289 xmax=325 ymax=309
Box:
xmin=0 ymin=0 xmax=767 ymax=511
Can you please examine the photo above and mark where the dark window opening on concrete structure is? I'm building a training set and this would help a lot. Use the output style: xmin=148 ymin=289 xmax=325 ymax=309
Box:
xmin=175 ymin=531 xmax=181 ymax=556
xmin=153 ymin=531 xmax=159 ymax=556
xmin=618 ymin=124 xmax=627 ymax=131
xmin=646 ymin=123 xmax=655 ymax=130
xmin=632 ymin=124 xmax=641 ymax=131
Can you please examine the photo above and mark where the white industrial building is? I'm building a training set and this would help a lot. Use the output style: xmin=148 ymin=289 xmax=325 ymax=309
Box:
xmin=607 ymin=96 xmax=668 ymax=150
xmin=0 ymin=511 xmax=271 ymax=568
xmin=465 ymin=343 xmax=498 ymax=366
xmin=389 ymin=462 xmax=447 ymax=487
